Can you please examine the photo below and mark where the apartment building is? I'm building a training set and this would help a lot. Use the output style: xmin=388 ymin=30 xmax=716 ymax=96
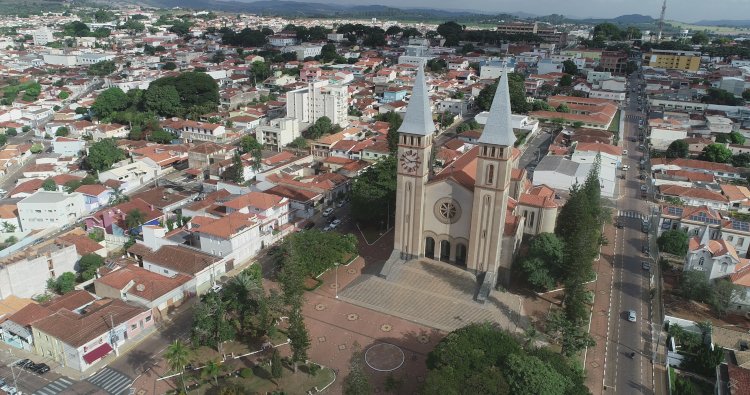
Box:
xmin=0 ymin=241 xmax=78 ymax=299
xmin=32 ymin=27 xmax=53 ymax=46
xmin=286 ymin=81 xmax=350 ymax=127
xmin=644 ymin=50 xmax=701 ymax=71
xmin=18 ymin=191 xmax=86 ymax=231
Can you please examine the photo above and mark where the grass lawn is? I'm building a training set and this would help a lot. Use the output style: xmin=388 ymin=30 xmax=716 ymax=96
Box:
xmin=186 ymin=364 xmax=335 ymax=395
xmin=608 ymin=110 xmax=621 ymax=133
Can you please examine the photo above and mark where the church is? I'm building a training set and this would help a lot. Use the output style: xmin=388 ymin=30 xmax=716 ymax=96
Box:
xmin=381 ymin=67 xmax=559 ymax=297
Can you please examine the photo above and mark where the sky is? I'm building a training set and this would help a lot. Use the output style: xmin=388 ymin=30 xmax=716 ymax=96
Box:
xmin=317 ymin=0 xmax=750 ymax=22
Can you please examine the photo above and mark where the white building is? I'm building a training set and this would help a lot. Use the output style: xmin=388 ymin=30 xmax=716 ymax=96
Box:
xmin=589 ymin=90 xmax=626 ymax=102
xmin=97 ymin=160 xmax=160 ymax=193
xmin=533 ymin=155 xmax=617 ymax=198
xmin=32 ymin=27 xmax=53 ymax=46
xmin=51 ymin=137 xmax=86 ymax=157
xmin=76 ymin=53 xmax=115 ymax=65
xmin=18 ymin=191 xmax=86 ymax=231
xmin=650 ymin=128 xmax=689 ymax=151
xmin=282 ymin=45 xmax=323 ymax=60
xmin=269 ymin=36 xmax=297 ymax=47
xmin=397 ymin=45 xmax=435 ymax=67
xmin=0 ymin=243 xmax=78 ymax=299
xmin=286 ymin=81 xmax=350 ymax=126
xmin=258 ymin=117 xmax=301 ymax=151
xmin=706 ymin=115 xmax=733 ymax=135
xmin=180 ymin=120 xmax=226 ymax=143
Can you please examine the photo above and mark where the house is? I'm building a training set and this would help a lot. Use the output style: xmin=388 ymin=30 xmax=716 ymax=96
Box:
xmin=533 ymin=155 xmax=617 ymax=198
xmin=128 ymin=244 xmax=229 ymax=295
xmin=74 ymin=184 xmax=112 ymax=212
xmin=97 ymin=160 xmax=160 ymax=193
xmin=0 ymin=291 xmax=95 ymax=351
xmin=131 ymin=144 xmax=188 ymax=171
xmin=187 ymin=142 xmax=233 ymax=172
xmin=31 ymin=298 xmax=154 ymax=371
xmin=84 ymin=198 xmax=163 ymax=237
xmin=659 ymin=205 xmax=750 ymax=258
xmin=180 ymin=120 xmax=226 ymax=143
xmin=651 ymin=158 xmax=742 ymax=181
xmin=17 ymin=191 xmax=85 ymax=231
xmin=657 ymin=185 xmax=729 ymax=210
xmin=192 ymin=212 xmax=263 ymax=262
xmin=94 ymin=264 xmax=192 ymax=314
xmin=222 ymin=192 xmax=291 ymax=235
xmin=650 ymin=128 xmax=689 ymax=151
xmin=518 ymin=185 xmax=560 ymax=236
xmin=684 ymin=228 xmax=744 ymax=282
xmin=51 ymin=137 xmax=86 ymax=157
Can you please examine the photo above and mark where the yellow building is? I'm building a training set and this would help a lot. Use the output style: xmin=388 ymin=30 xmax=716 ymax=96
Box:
xmin=644 ymin=50 xmax=701 ymax=71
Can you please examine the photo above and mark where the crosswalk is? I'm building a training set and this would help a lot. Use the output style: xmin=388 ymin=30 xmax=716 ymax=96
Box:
xmin=86 ymin=367 xmax=132 ymax=395
xmin=618 ymin=210 xmax=648 ymax=220
xmin=33 ymin=377 xmax=73 ymax=395
xmin=624 ymin=115 xmax=642 ymax=120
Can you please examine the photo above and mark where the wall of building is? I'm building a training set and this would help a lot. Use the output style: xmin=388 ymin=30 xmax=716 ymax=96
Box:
xmin=0 ymin=244 xmax=78 ymax=299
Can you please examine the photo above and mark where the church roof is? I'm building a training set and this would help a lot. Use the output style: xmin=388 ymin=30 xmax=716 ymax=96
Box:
xmin=430 ymin=146 xmax=479 ymax=190
xmin=397 ymin=67 xmax=436 ymax=136
xmin=478 ymin=70 xmax=516 ymax=147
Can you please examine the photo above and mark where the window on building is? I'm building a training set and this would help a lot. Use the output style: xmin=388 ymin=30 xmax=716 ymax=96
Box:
xmin=486 ymin=165 xmax=494 ymax=185
xmin=145 ymin=315 xmax=152 ymax=322
xmin=740 ymin=238 xmax=745 ymax=246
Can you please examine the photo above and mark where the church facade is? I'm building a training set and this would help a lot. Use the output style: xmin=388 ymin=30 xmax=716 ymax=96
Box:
xmin=383 ymin=67 xmax=558 ymax=290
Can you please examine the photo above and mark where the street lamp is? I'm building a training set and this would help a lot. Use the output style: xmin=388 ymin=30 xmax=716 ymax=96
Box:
xmin=334 ymin=262 xmax=340 ymax=299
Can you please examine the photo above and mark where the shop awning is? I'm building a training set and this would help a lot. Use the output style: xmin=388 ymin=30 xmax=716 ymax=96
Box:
xmin=83 ymin=342 xmax=113 ymax=364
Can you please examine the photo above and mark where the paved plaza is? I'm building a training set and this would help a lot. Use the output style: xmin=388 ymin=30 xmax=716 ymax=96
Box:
xmin=338 ymin=259 xmax=526 ymax=333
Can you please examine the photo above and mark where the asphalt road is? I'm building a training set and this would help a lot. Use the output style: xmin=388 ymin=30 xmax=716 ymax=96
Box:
xmin=604 ymin=68 xmax=656 ymax=394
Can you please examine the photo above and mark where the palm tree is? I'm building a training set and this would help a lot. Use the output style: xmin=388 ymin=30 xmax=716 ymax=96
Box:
xmin=108 ymin=186 xmax=129 ymax=205
xmin=202 ymin=359 xmax=222 ymax=386
xmin=164 ymin=340 xmax=190 ymax=393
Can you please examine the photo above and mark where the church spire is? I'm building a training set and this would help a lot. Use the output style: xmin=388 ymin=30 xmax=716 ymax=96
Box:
xmin=478 ymin=69 xmax=516 ymax=147
xmin=398 ymin=66 xmax=436 ymax=136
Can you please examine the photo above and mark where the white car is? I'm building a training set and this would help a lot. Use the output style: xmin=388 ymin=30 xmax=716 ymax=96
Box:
xmin=622 ymin=149 xmax=628 ymax=155
xmin=330 ymin=219 xmax=341 ymax=228
xmin=210 ymin=283 xmax=222 ymax=293
xmin=627 ymin=310 xmax=637 ymax=322
xmin=322 ymin=208 xmax=334 ymax=217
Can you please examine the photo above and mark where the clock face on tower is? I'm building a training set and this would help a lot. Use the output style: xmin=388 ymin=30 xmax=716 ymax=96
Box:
xmin=399 ymin=149 xmax=421 ymax=173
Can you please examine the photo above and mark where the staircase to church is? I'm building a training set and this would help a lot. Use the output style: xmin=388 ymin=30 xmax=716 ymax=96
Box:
xmin=339 ymin=260 xmax=523 ymax=333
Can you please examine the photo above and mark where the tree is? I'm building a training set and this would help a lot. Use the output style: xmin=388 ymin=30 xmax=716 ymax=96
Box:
xmin=191 ymin=292 xmax=236 ymax=353
xmin=149 ymin=72 xmax=220 ymax=115
xmin=41 ymin=178 xmax=57 ymax=192
xmin=351 ymin=156 xmax=397 ymax=226
xmin=30 ymin=143 xmax=43 ymax=154
xmin=503 ymin=353 xmax=570 ymax=395
xmin=164 ymin=340 xmax=190 ymax=393
xmin=674 ymin=376 xmax=698 ymax=395
xmin=743 ymin=89 xmax=750 ymax=101
xmin=85 ymin=138 xmax=126 ymax=172
xmin=658 ymin=229 xmax=689 ymax=256
xmin=729 ymin=131 xmax=746 ymax=145
xmin=732 ymin=153 xmax=750 ymax=168
xmin=239 ymin=135 xmax=262 ymax=154
xmin=271 ymin=348 xmax=282 ymax=379
xmin=691 ymin=31 xmax=710 ymax=45
xmin=87 ymin=60 xmax=117 ymax=77
xmin=710 ymin=279 xmax=743 ymax=316
xmin=476 ymin=73 xmax=530 ymax=113
xmin=287 ymin=308 xmax=310 ymax=372
xmin=202 ymin=359 xmax=222 ymax=386
xmin=562 ymin=60 xmax=578 ymax=75
xmin=436 ymin=21 xmax=464 ymax=47
xmin=79 ymin=253 xmax=104 ymax=280
xmin=343 ymin=343 xmax=371 ymax=395
xmin=211 ymin=51 xmax=226 ymax=64
xmin=320 ymin=44 xmax=339 ymax=63
xmin=143 ymin=85 xmax=181 ymax=117
xmin=556 ymin=103 xmax=571 ymax=113
xmin=149 ymin=129 xmax=175 ymax=144
xmin=666 ymin=140 xmax=689 ymax=159
xmin=125 ymin=209 xmax=145 ymax=231
xmin=47 ymin=272 xmax=76 ymax=294
xmin=559 ymin=74 xmax=573 ymax=87
xmin=250 ymin=61 xmax=271 ymax=83
xmin=702 ymin=88 xmax=744 ymax=106
xmin=63 ymin=180 xmax=82 ymax=193
xmin=122 ymin=19 xmax=145 ymax=34
xmin=426 ymin=58 xmax=447 ymax=73
xmin=55 ymin=126 xmax=69 ymax=137
xmin=289 ymin=137 xmax=307 ymax=149
xmin=91 ymin=87 xmax=129 ymax=119
xmin=163 ymin=61 xmax=177 ymax=71
xmin=58 ymin=91 xmax=69 ymax=100
xmin=700 ymin=143 xmax=733 ymax=163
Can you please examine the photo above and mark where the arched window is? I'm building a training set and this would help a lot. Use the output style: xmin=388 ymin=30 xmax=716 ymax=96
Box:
xmin=486 ymin=165 xmax=495 ymax=185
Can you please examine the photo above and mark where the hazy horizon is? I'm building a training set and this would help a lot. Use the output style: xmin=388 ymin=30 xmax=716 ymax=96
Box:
xmin=242 ymin=0 xmax=750 ymax=23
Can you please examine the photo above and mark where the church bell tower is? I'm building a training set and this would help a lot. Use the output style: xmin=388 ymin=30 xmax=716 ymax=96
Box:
xmin=392 ymin=66 xmax=435 ymax=261
xmin=467 ymin=70 xmax=516 ymax=278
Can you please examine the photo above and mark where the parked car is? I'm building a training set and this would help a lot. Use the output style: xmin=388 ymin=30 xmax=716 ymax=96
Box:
xmin=642 ymin=261 xmax=651 ymax=271
xmin=615 ymin=222 xmax=624 ymax=229
xmin=622 ymin=149 xmax=628 ymax=155
xmin=210 ymin=283 xmax=222 ymax=293
xmin=627 ymin=310 xmax=637 ymax=322
xmin=642 ymin=245 xmax=650 ymax=254
xmin=0 ymin=384 xmax=17 ymax=394
xmin=30 ymin=362 xmax=50 ymax=374
xmin=322 ymin=208 xmax=334 ymax=217
xmin=15 ymin=359 xmax=32 ymax=369
xmin=330 ymin=219 xmax=341 ymax=228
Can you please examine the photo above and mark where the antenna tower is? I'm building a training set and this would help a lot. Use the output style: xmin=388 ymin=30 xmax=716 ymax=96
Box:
xmin=657 ymin=0 xmax=667 ymax=42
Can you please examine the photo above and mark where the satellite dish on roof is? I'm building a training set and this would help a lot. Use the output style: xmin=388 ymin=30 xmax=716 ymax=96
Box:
xmin=136 ymin=284 xmax=145 ymax=292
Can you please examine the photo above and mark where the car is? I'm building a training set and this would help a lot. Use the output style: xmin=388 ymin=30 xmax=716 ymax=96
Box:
xmin=638 ymin=174 xmax=646 ymax=180
xmin=210 ymin=283 xmax=222 ymax=293
xmin=322 ymin=208 xmax=334 ymax=217
xmin=337 ymin=200 xmax=345 ymax=208
xmin=640 ymin=185 xmax=647 ymax=191
xmin=627 ymin=310 xmax=637 ymax=322
xmin=622 ymin=165 xmax=629 ymax=171
xmin=30 ymin=362 xmax=50 ymax=374
xmin=15 ymin=359 xmax=32 ymax=369
xmin=1 ymin=385 xmax=17 ymax=395
xmin=641 ymin=261 xmax=651 ymax=271
xmin=622 ymin=149 xmax=628 ymax=155
xmin=615 ymin=222 xmax=624 ymax=229
xmin=322 ymin=224 xmax=333 ymax=232
xmin=631 ymin=137 xmax=637 ymax=142
xmin=642 ymin=245 xmax=650 ymax=254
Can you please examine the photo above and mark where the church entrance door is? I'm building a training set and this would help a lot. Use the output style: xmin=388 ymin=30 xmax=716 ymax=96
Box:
xmin=439 ymin=240 xmax=450 ymax=262
xmin=425 ymin=237 xmax=435 ymax=259
xmin=455 ymin=243 xmax=467 ymax=266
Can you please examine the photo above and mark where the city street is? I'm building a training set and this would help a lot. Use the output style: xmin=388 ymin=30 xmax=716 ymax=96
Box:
xmin=601 ymin=67 xmax=662 ymax=394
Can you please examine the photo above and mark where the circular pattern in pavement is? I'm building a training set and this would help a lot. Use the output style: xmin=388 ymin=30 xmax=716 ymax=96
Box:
xmin=347 ymin=268 xmax=356 ymax=274
xmin=315 ymin=303 xmax=326 ymax=311
xmin=347 ymin=313 xmax=359 ymax=321
xmin=364 ymin=343 xmax=405 ymax=372
xmin=329 ymin=283 xmax=338 ymax=289
xmin=380 ymin=324 xmax=392 ymax=332
xmin=417 ymin=334 xmax=429 ymax=344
